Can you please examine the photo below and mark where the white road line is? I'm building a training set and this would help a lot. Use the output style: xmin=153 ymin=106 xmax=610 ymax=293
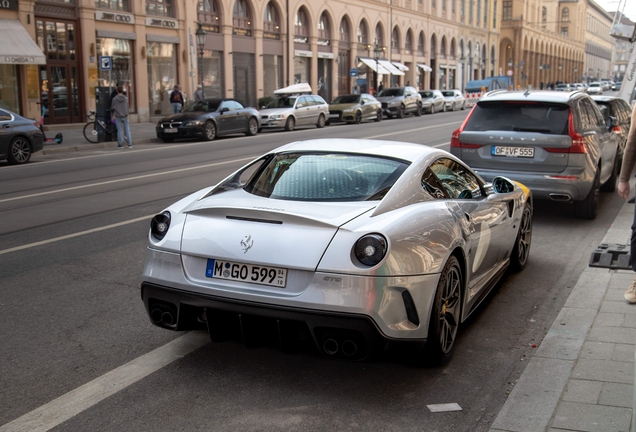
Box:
xmin=363 ymin=121 xmax=460 ymax=139
xmin=0 ymin=215 xmax=153 ymax=256
xmin=0 ymin=156 xmax=256 ymax=204
xmin=0 ymin=331 xmax=210 ymax=432
xmin=433 ymin=142 xmax=451 ymax=148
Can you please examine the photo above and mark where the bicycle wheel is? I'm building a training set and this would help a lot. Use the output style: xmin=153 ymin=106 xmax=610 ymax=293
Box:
xmin=83 ymin=121 xmax=100 ymax=143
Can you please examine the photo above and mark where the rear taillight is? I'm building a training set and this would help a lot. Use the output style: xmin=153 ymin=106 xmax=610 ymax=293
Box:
xmin=450 ymin=106 xmax=480 ymax=148
xmin=545 ymin=110 xmax=587 ymax=154
xmin=612 ymin=125 xmax=622 ymax=133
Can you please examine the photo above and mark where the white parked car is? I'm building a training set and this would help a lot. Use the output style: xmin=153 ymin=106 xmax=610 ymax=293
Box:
xmin=258 ymin=84 xmax=329 ymax=132
xmin=441 ymin=90 xmax=466 ymax=111
xmin=587 ymin=82 xmax=604 ymax=95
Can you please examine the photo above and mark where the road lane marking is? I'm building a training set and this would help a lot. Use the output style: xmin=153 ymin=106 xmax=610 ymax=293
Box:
xmin=0 ymin=215 xmax=153 ymax=256
xmin=0 ymin=331 xmax=210 ymax=432
xmin=433 ymin=142 xmax=450 ymax=148
xmin=363 ymin=121 xmax=460 ymax=139
xmin=0 ymin=156 xmax=256 ymax=204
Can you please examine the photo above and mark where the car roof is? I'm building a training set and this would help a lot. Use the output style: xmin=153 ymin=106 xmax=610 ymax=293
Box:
xmin=480 ymin=90 xmax=585 ymax=104
xmin=589 ymin=95 xmax=618 ymax=102
xmin=274 ymin=138 xmax=438 ymax=163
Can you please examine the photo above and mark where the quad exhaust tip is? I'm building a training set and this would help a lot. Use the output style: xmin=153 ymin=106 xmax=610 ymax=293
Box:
xmin=323 ymin=339 xmax=339 ymax=355
xmin=150 ymin=307 xmax=176 ymax=328
xmin=342 ymin=340 xmax=358 ymax=357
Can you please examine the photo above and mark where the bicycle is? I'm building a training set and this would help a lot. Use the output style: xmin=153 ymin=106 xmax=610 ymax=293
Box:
xmin=35 ymin=102 xmax=63 ymax=144
xmin=83 ymin=110 xmax=117 ymax=143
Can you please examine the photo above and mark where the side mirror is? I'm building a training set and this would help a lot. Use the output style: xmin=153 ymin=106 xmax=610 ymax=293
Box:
xmin=360 ymin=100 xmax=365 ymax=105
xmin=492 ymin=176 xmax=516 ymax=194
xmin=296 ymin=103 xmax=304 ymax=109
xmin=220 ymin=107 xmax=230 ymax=113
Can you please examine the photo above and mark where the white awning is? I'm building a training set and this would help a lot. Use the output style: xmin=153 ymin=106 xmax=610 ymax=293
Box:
xmin=417 ymin=63 xmax=433 ymax=72
xmin=359 ymin=57 xmax=392 ymax=75
xmin=0 ymin=19 xmax=46 ymax=65
xmin=379 ymin=60 xmax=405 ymax=76
xmin=392 ymin=61 xmax=409 ymax=71
xmin=294 ymin=50 xmax=313 ymax=58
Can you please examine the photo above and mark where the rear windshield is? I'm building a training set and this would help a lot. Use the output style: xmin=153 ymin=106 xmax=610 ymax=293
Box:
xmin=378 ymin=88 xmax=404 ymax=97
xmin=245 ymin=152 xmax=409 ymax=202
xmin=464 ymin=102 xmax=570 ymax=135
xmin=332 ymin=95 xmax=360 ymax=104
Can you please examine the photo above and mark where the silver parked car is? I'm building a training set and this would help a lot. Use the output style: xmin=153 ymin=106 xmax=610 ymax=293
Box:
xmin=376 ymin=86 xmax=422 ymax=118
xmin=587 ymin=82 xmax=604 ymax=95
xmin=419 ymin=90 xmax=446 ymax=114
xmin=141 ymin=139 xmax=532 ymax=364
xmin=441 ymin=89 xmax=466 ymax=111
xmin=259 ymin=84 xmax=329 ymax=131
xmin=450 ymin=90 xmax=620 ymax=219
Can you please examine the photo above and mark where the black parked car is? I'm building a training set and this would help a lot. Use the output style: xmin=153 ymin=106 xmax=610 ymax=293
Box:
xmin=0 ymin=108 xmax=44 ymax=165
xmin=591 ymin=95 xmax=632 ymax=158
xmin=156 ymin=98 xmax=260 ymax=142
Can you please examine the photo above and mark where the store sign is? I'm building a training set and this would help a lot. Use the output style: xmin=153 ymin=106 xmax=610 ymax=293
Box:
xmin=294 ymin=37 xmax=308 ymax=44
xmin=263 ymin=32 xmax=280 ymax=40
xmin=233 ymin=28 xmax=252 ymax=37
xmin=204 ymin=25 xmax=220 ymax=33
xmin=96 ymin=11 xmax=135 ymax=24
xmin=146 ymin=17 xmax=179 ymax=29
xmin=0 ymin=0 xmax=18 ymax=11
xmin=3 ymin=56 xmax=40 ymax=64
xmin=317 ymin=39 xmax=330 ymax=46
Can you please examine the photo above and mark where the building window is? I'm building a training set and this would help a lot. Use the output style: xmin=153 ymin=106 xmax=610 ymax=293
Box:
xmin=452 ymin=0 xmax=455 ymax=13
xmin=461 ymin=0 xmax=465 ymax=20
xmin=198 ymin=0 xmax=220 ymax=27
xmin=357 ymin=20 xmax=368 ymax=45
xmin=295 ymin=8 xmax=309 ymax=37
xmin=318 ymin=12 xmax=331 ymax=41
xmin=392 ymin=27 xmax=400 ymax=53
xmin=97 ymin=37 xmax=135 ymax=112
xmin=477 ymin=0 xmax=481 ymax=26
xmin=234 ymin=0 xmax=252 ymax=30
xmin=417 ymin=32 xmax=425 ymax=55
xmin=146 ymin=0 xmax=174 ymax=17
xmin=374 ymin=24 xmax=384 ymax=48
xmin=469 ymin=0 xmax=473 ymax=24
xmin=405 ymin=30 xmax=413 ymax=54
xmin=561 ymin=26 xmax=568 ymax=36
xmin=340 ymin=18 xmax=350 ymax=43
xmin=542 ymin=6 xmax=547 ymax=26
xmin=440 ymin=37 xmax=446 ymax=58
xmin=442 ymin=0 xmax=446 ymax=11
xmin=450 ymin=39 xmax=456 ymax=59
xmin=484 ymin=1 xmax=488 ymax=28
xmin=432 ymin=0 xmax=436 ymax=9
xmin=502 ymin=1 xmax=512 ymax=21
xmin=263 ymin=2 xmax=279 ymax=35
xmin=561 ymin=8 xmax=569 ymax=22
xmin=493 ymin=1 xmax=497 ymax=28
xmin=95 ymin=0 xmax=129 ymax=11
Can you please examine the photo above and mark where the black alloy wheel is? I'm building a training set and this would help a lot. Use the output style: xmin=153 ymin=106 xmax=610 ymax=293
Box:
xmin=204 ymin=121 xmax=216 ymax=141
xmin=510 ymin=204 xmax=532 ymax=272
xmin=246 ymin=117 xmax=258 ymax=136
xmin=354 ymin=111 xmax=362 ymax=124
xmin=374 ymin=109 xmax=382 ymax=122
xmin=7 ymin=136 xmax=32 ymax=165
xmin=575 ymin=169 xmax=600 ymax=219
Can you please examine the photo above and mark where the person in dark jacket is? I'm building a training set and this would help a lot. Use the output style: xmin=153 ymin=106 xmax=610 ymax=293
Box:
xmin=170 ymin=85 xmax=185 ymax=113
xmin=111 ymin=86 xmax=133 ymax=148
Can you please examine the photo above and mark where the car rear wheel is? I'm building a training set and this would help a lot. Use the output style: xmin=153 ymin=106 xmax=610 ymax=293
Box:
xmin=397 ymin=105 xmax=405 ymax=119
xmin=7 ymin=136 xmax=32 ymax=165
xmin=246 ymin=117 xmax=258 ymax=136
xmin=354 ymin=111 xmax=362 ymax=124
xmin=575 ymin=169 xmax=600 ymax=219
xmin=430 ymin=105 xmax=435 ymax=115
xmin=284 ymin=116 xmax=295 ymax=131
xmin=422 ymin=255 xmax=462 ymax=365
xmin=374 ymin=109 xmax=382 ymax=122
xmin=316 ymin=114 xmax=326 ymax=128
xmin=601 ymin=156 xmax=619 ymax=192
xmin=204 ymin=121 xmax=216 ymax=141
xmin=510 ymin=204 xmax=532 ymax=272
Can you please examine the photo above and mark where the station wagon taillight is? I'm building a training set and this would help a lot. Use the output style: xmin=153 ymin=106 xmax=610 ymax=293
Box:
xmin=450 ymin=106 xmax=480 ymax=148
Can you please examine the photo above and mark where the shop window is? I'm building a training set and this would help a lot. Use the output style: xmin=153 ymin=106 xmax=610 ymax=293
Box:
xmin=198 ymin=0 xmax=220 ymax=27
xmin=0 ymin=66 xmax=19 ymax=114
xmin=146 ymin=41 xmax=176 ymax=115
xmin=357 ymin=20 xmax=368 ymax=46
xmin=233 ymin=0 xmax=252 ymax=30
xmin=263 ymin=2 xmax=280 ymax=35
xmin=295 ymin=7 xmax=309 ymax=37
xmin=562 ymin=8 xmax=569 ymax=22
xmin=97 ymin=37 xmax=135 ymax=112
xmin=392 ymin=27 xmax=400 ymax=53
xmin=146 ymin=0 xmax=174 ymax=17
xmin=95 ymin=0 xmax=130 ymax=11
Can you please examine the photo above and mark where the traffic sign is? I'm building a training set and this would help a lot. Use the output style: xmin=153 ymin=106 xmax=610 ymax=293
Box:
xmin=99 ymin=56 xmax=112 ymax=71
xmin=350 ymin=68 xmax=358 ymax=77
xmin=507 ymin=70 xmax=513 ymax=76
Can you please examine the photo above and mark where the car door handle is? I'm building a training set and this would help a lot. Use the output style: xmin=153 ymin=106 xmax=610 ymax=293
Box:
xmin=2 ymin=124 xmax=9 ymax=129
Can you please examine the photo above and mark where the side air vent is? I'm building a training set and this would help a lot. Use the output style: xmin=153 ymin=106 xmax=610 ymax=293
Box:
xmin=401 ymin=290 xmax=420 ymax=326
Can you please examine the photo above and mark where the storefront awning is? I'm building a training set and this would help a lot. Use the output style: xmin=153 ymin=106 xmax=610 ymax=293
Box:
xmin=417 ymin=63 xmax=433 ymax=72
xmin=358 ymin=57 xmax=390 ymax=75
xmin=295 ymin=50 xmax=313 ymax=58
xmin=378 ymin=60 xmax=405 ymax=76
xmin=97 ymin=30 xmax=137 ymax=40
xmin=147 ymin=34 xmax=180 ymax=43
xmin=392 ymin=62 xmax=409 ymax=72
xmin=0 ymin=19 xmax=46 ymax=65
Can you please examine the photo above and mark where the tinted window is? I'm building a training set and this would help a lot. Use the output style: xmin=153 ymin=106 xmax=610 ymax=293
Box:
xmin=465 ymin=102 xmax=569 ymax=135
xmin=245 ymin=152 xmax=410 ymax=202
xmin=332 ymin=95 xmax=361 ymax=104
xmin=378 ymin=88 xmax=404 ymax=97
xmin=265 ymin=97 xmax=296 ymax=108
xmin=0 ymin=110 xmax=11 ymax=121
xmin=442 ymin=91 xmax=455 ymax=97
xmin=430 ymin=158 xmax=483 ymax=199
xmin=420 ymin=91 xmax=434 ymax=98
xmin=183 ymin=100 xmax=221 ymax=112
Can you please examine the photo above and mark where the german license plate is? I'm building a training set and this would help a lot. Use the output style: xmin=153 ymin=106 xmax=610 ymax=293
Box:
xmin=164 ymin=128 xmax=178 ymax=133
xmin=329 ymin=113 xmax=339 ymax=118
xmin=491 ymin=146 xmax=534 ymax=158
xmin=205 ymin=259 xmax=287 ymax=288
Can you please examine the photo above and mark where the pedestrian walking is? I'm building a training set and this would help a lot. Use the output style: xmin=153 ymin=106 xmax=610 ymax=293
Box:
xmin=111 ymin=85 xmax=133 ymax=148
xmin=194 ymin=85 xmax=204 ymax=102
xmin=617 ymin=103 xmax=636 ymax=302
xmin=170 ymin=85 xmax=184 ymax=114
xmin=378 ymin=82 xmax=384 ymax=93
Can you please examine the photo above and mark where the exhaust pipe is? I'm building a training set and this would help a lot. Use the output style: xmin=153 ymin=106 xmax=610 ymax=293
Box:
xmin=342 ymin=340 xmax=358 ymax=357
xmin=323 ymin=339 xmax=339 ymax=355
xmin=150 ymin=308 xmax=163 ymax=324
xmin=161 ymin=311 xmax=175 ymax=327
xmin=549 ymin=193 xmax=571 ymax=201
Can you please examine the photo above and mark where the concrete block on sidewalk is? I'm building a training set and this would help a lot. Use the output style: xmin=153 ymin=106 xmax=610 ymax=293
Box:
xmin=572 ymin=358 xmax=634 ymax=384
xmin=587 ymin=325 xmax=636 ymax=345
xmin=600 ymin=300 xmax=636 ymax=315
xmin=594 ymin=312 xmax=625 ymax=327
xmin=551 ymin=401 xmax=631 ymax=432
xmin=580 ymin=341 xmax=615 ymax=360
xmin=599 ymin=382 xmax=634 ymax=408
xmin=564 ymin=271 xmax=611 ymax=310
xmin=562 ymin=379 xmax=602 ymax=404
xmin=612 ymin=344 xmax=636 ymax=363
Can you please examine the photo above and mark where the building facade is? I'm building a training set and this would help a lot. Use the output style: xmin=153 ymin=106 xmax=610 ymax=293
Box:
xmin=1 ymin=0 xmax=613 ymax=125
xmin=610 ymin=12 xmax=635 ymax=82
xmin=584 ymin=0 xmax=614 ymax=81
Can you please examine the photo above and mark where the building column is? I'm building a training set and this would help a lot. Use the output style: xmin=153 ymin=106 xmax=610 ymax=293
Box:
xmin=310 ymin=36 xmax=318 ymax=92
xmin=223 ymin=25 xmax=233 ymax=99
xmin=332 ymin=39 xmax=339 ymax=99
xmin=254 ymin=29 xmax=264 ymax=101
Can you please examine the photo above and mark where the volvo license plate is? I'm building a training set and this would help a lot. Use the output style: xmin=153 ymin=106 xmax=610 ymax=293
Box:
xmin=205 ymin=259 xmax=287 ymax=288
xmin=491 ymin=146 xmax=534 ymax=158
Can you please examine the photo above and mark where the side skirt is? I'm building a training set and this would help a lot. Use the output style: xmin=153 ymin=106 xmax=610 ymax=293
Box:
xmin=462 ymin=259 xmax=509 ymax=321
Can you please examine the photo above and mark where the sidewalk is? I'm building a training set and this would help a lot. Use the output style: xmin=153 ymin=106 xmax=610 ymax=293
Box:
xmin=491 ymin=198 xmax=636 ymax=431
xmin=40 ymin=121 xmax=161 ymax=156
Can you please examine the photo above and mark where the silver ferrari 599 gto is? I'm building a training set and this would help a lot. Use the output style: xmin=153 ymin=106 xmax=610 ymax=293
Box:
xmin=141 ymin=139 xmax=532 ymax=364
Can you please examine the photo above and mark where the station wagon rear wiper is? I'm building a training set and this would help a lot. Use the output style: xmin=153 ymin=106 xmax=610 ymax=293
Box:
xmin=512 ymin=126 xmax=551 ymax=133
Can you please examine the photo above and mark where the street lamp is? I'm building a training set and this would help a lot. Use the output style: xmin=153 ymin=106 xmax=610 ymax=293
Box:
xmin=195 ymin=23 xmax=207 ymax=95
xmin=558 ymin=64 xmax=562 ymax=83
xmin=373 ymin=44 xmax=383 ymax=96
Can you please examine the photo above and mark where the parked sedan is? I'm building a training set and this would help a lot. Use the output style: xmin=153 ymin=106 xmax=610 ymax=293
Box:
xmin=156 ymin=99 xmax=259 ymax=142
xmin=420 ymin=90 xmax=446 ymax=114
xmin=141 ymin=138 xmax=532 ymax=364
xmin=0 ymin=108 xmax=44 ymax=165
xmin=328 ymin=94 xmax=382 ymax=124
xmin=441 ymin=90 xmax=466 ymax=111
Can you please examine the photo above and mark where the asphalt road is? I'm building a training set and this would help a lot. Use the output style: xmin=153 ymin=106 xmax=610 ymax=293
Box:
xmin=0 ymin=109 xmax=625 ymax=431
